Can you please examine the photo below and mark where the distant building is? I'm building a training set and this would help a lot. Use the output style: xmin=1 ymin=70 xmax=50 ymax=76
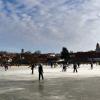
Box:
xmin=21 ymin=49 xmax=24 ymax=53
xmin=96 ymin=43 xmax=100 ymax=52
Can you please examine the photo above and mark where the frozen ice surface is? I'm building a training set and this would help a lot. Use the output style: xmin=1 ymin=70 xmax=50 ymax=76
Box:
xmin=0 ymin=64 xmax=100 ymax=100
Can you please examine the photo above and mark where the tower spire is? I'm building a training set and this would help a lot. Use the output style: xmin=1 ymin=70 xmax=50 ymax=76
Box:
xmin=96 ymin=43 xmax=100 ymax=52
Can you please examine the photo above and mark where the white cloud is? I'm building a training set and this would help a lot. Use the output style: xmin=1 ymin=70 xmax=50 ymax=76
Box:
xmin=0 ymin=0 xmax=100 ymax=52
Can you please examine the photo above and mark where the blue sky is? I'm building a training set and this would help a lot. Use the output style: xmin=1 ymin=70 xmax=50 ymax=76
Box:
xmin=0 ymin=0 xmax=100 ymax=53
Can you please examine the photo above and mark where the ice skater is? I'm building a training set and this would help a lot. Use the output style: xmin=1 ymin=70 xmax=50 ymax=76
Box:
xmin=62 ymin=64 xmax=67 ymax=72
xmin=73 ymin=63 xmax=78 ymax=73
xmin=90 ymin=62 xmax=93 ymax=70
xmin=77 ymin=63 xmax=80 ymax=68
xmin=4 ymin=64 xmax=8 ymax=71
xmin=30 ymin=64 xmax=35 ymax=74
xmin=38 ymin=64 xmax=44 ymax=80
xmin=50 ymin=62 xmax=53 ymax=68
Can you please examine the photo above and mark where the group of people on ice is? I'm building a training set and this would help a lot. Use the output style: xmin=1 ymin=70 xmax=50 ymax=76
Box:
xmin=62 ymin=62 xmax=94 ymax=73
xmin=26 ymin=62 xmax=84 ymax=80
xmin=29 ymin=63 xmax=44 ymax=80
xmin=0 ymin=63 xmax=9 ymax=71
xmin=0 ymin=61 xmax=94 ymax=81
xmin=62 ymin=63 xmax=78 ymax=73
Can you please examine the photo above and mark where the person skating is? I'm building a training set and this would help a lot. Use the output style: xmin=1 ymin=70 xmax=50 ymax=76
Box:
xmin=73 ymin=63 xmax=78 ymax=73
xmin=90 ymin=62 xmax=93 ymax=70
xmin=38 ymin=64 xmax=44 ymax=80
xmin=31 ymin=64 xmax=35 ymax=74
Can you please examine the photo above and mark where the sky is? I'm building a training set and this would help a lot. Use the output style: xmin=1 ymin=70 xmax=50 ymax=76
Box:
xmin=0 ymin=0 xmax=100 ymax=53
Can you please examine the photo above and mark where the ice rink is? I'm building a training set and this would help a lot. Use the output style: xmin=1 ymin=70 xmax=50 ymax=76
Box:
xmin=0 ymin=64 xmax=100 ymax=100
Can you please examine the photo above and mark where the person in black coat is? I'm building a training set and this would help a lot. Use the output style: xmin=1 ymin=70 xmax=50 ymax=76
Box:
xmin=73 ymin=63 xmax=78 ymax=73
xmin=31 ymin=64 xmax=35 ymax=74
xmin=90 ymin=62 xmax=93 ymax=70
xmin=38 ymin=64 xmax=44 ymax=80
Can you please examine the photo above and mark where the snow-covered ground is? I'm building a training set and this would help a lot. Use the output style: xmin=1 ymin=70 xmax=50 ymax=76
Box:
xmin=0 ymin=64 xmax=100 ymax=80
xmin=0 ymin=64 xmax=100 ymax=100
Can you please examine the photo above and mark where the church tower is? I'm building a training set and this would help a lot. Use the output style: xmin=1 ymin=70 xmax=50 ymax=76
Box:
xmin=96 ymin=43 xmax=100 ymax=52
